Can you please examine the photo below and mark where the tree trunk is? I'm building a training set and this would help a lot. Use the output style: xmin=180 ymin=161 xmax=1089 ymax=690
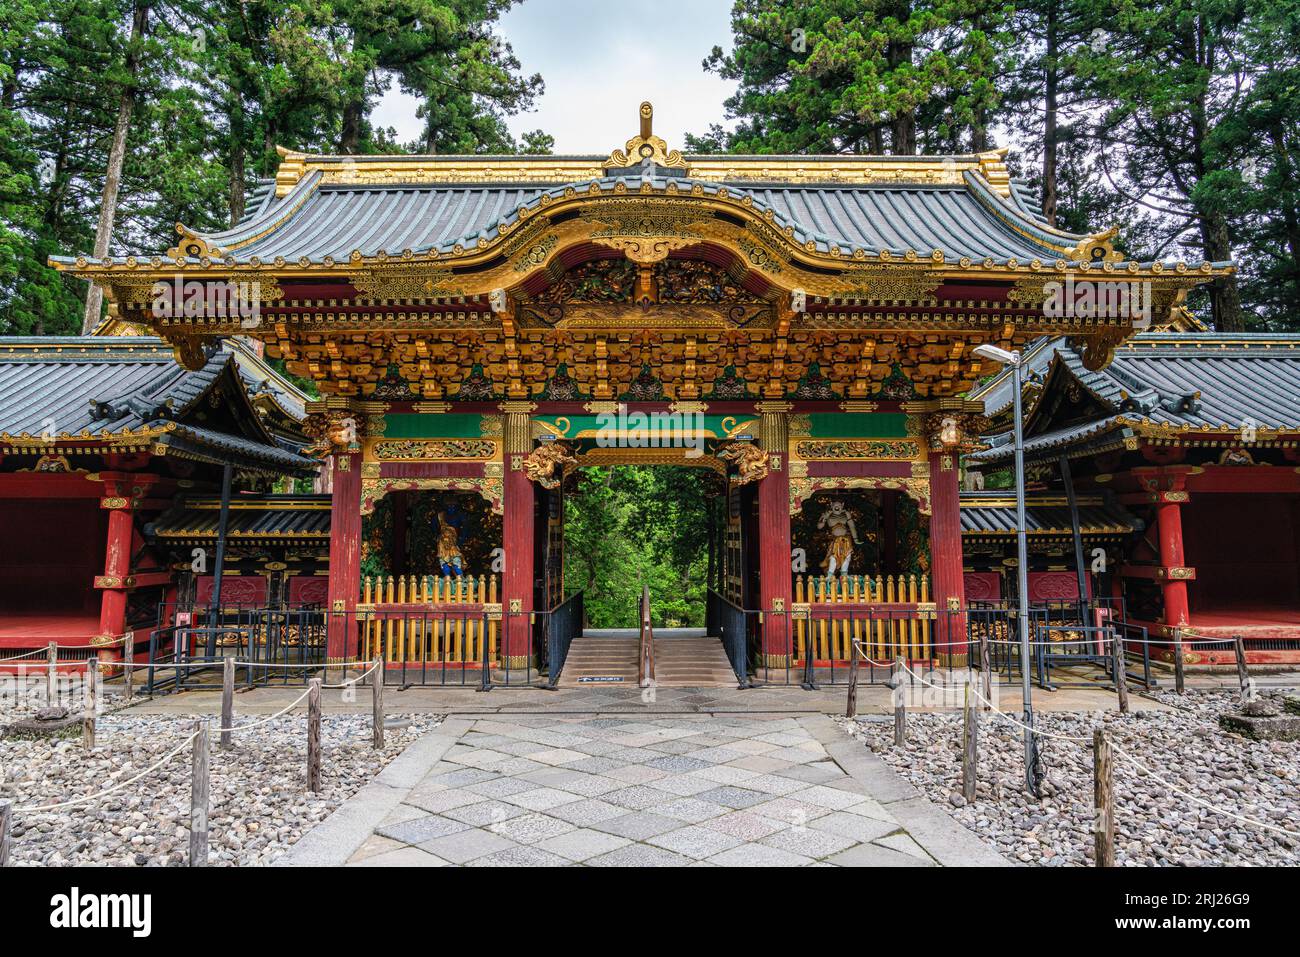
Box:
xmin=1268 ymin=121 xmax=1300 ymax=309
xmin=1042 ymin=4 xmax=1059 ymax=225
xmin=886 ymin=8 xmax=915 ymax=156
xmin=340 ymin=98 xmax=363 ymax=154
xmin=229 ymin=140 xmax=245 ymax=226
xmin=1203 ymin=211 xmax=1244 ymax=330
xmin=81 ymin=0 xmax=150 ymax=334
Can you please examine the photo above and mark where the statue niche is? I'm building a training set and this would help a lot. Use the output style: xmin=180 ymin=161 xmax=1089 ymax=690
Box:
xmin=817 ymin=500 xmax=863 ymax=577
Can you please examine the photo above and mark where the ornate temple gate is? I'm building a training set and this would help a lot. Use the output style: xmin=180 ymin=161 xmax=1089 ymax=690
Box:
xmin=59 ymin=103 xmax=1223 ymax=679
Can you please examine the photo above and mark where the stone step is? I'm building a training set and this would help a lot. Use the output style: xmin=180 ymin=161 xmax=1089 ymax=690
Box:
xmin=557 ymin=634 xmax=738 ymax=688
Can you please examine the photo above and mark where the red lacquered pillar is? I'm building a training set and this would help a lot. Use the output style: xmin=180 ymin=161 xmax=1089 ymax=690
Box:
xmin=96 ymin=484 xmax=136 ymax=643
xmin=1156 ymin=492 xmax=1191 ymax=629
xmin=326 ymin=451 xmax=363 ymax=661
xmin=503 ymin=410 xmax=536 ymax=668
xmin=927 ymin=448 xmax=966 ymax=663
xmin=757 ymin=408 xmax=793 ymax=666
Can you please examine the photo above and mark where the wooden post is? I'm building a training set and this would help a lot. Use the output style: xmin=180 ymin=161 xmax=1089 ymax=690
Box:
xmin=46 ymin=641 xmax=57 ymax=705
xmin=1233 ymin=635 xmax=1251 ymax=700
xmin=1110 ymin=627 xmax=1129 ymax=714
xmin=0 ymin=799 xmax=11 ymax=866
xmin=979 ymin=633 xmax=992 ymax=712
xmin=307 ymin=678 xmax=322 ymax=792
xmin=220 ymin=657 xmax=234 ymax=749
xmin=123 ymin=632 xmax=133 ymax=699
xmin=371 ymin=656 xmax=384 ymax=750
xmin=82 ymin=659 xmax=98 ymax=750
xmin=892 ymin=656 xmax=906 ymax=747
xmin=962 ymin=680 xmax=977 ymax=803
xmin=1172 ymin=627 xmax=1185 ymax=695
xmin=189 ymin=719 xmax=210 ymax=866
xmin=1093 ymin=728 xmax=1114 ymax=867
xmin=845 ymin=640 xmax=860 ymax=719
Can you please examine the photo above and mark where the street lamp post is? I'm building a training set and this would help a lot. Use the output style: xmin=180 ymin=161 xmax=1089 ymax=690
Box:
xmin=973 ymin=344 xmax=1040 ymax=797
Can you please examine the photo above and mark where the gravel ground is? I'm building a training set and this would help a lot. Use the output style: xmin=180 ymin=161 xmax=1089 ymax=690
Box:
xmin=839 ymin=688 xmax=1300 ymax=866
xmin=0 ymin=712 xmax=442 ymax=866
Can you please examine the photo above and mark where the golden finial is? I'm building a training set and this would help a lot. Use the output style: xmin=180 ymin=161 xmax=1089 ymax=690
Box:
xmin=606 ymin=100 xmax=684 ymax=169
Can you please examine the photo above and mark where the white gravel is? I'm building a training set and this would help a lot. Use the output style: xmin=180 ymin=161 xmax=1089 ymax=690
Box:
xmin=839 ymin=689 xmax=1300 ymax=866
xmin=0 ymin=712 xmax=442 ymax=866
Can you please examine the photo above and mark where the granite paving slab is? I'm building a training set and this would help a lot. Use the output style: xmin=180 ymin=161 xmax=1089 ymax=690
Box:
xmin=281 ymin=711 xmax=1007 ymax=867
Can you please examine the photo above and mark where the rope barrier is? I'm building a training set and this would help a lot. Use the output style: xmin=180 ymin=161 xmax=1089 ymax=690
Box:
xmin=15 ymin=731 xmax=201 ymax=814
xmin=219 ymin=686 xmax=314 ymax=735
xmin=10 ymin=663 xmax=383 ymax=818
xmin=874 ymin=660 xmax=1300 ymax=839
xmin=1109 ymin=744 xmax=1300 ymax=839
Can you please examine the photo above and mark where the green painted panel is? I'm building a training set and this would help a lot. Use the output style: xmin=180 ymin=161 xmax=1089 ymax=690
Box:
xmin=383 ymin=414 xmax=485 ymax=439
xmin=807 ymin=412 xmax=909 ymax=438
xmin=533 ymin=413 xmax=759 ymax=439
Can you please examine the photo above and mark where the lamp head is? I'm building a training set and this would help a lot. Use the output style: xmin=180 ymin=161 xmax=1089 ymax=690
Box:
xmin=973 ymin=344 xmax=1019 ymax=367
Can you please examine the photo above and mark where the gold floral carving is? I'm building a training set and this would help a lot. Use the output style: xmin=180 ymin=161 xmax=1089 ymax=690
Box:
xmin=794 ymin=440 xmax=921 ymax=460
xmin=832 ymin=268 xmax=943 ymax=304
xmin=351 ymin=265 xmax=464 ymax=300
xmin=372 ymin=439 xmax=496 ymax=460
xmin=790 ymin=476 xmax=932 ymax=516
xmin=361 ymin=477 xmax=503 ymax=515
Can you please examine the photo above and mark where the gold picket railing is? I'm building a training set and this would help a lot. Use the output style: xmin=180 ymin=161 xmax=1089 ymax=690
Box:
xmin=362 ymin=574 xmax=498 ymax=606
xmin=359 ymin=574 xmax=500 ymax=665
xmin=793 ymin=573 xmax=933 ymax=663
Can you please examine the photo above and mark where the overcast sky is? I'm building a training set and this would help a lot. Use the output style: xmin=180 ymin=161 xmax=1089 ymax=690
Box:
xmin=369 ymin=0 xmax=739 ymax=154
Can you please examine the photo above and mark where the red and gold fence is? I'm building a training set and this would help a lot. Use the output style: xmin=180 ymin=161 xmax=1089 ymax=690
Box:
xmin=793 ymin=574 xmax=933 ymax=663
xmin=359 ymin=574 xmax=500 ymax=665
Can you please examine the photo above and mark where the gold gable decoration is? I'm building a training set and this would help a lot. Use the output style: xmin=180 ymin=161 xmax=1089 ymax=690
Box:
xmin=606 ymin=102 xmax=685 ymax=169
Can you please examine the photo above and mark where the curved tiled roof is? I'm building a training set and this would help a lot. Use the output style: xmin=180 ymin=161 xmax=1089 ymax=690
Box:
xmin=166 ymin=165 xmax=1096 ymax=267
xmin=969 ymin=333 xmax=1300 ymax=464
xmin=0 ymin=337 xmax=316 ymax=474
xmin=149 ymin=495 xmax=331 ymax=542
xmin=960 ymin=491 xmax=1141 ymax=537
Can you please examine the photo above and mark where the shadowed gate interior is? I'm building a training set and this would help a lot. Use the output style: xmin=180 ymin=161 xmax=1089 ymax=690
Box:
xmin=537 ymin=412 xmax=754 ymax=687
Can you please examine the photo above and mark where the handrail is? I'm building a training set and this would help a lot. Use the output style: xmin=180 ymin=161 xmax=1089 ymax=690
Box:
xmin=544 ymin=590 xmax=584 ymax=689
xmin=637 ymin=583 xmax=655 ymax=688
xmin=707 ymin=588 xmax=750 ymax=689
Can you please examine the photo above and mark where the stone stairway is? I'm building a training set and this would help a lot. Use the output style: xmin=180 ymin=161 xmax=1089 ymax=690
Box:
xmin=555 ymin=633 xmax=640 ymax=687
xmin=555 ymin=628 xmax=738 ymax=688
xmin=653 ymin=635 xmax=739 ymax=688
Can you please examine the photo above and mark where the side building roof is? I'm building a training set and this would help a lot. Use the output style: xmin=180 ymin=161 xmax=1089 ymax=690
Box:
xmin=0 ymin=337 xmax=318 ymax=475
xmin=968 ymin=332 xmax=1300 ymax=466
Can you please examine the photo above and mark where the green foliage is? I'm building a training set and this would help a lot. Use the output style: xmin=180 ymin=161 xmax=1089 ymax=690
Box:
xmin=701 ymin=0 xmax=1015 ymax=154
xmin=705 ymin=0 xmax=1300 ymax=331
xmin=0 ymin=0 xmax=548 ymax=333
xmin=563 ymin=466 xmax=724 ymax=629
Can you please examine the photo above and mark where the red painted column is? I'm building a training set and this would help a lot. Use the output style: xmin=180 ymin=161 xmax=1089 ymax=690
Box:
xmin=97 ymin=491 xmax=135 ymax=643
xmin=503 ymin=410 xmax=536 ymax=667
xmin=757 ymin=408 xmax=793 ymax=665
xmin=326 ymin=451 xmax=363 ymax=661
xmin=927 ymin=448 xmax=966 ymax=662
xmin=1156 ymin=495 xmax=1191 ymax=628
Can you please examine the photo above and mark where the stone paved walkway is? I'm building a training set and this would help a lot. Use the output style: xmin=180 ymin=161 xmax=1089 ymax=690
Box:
xmin=279 ymin=712 xmax=1008 ymax=867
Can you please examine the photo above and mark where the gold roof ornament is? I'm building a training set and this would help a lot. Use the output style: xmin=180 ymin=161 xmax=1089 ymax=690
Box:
xmin=606 ymin=102 xmax=684 ymax=169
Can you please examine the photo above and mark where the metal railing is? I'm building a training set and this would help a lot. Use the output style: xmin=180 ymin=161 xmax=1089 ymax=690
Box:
xmin=544 ymin=591 xmax=584 ymax=688
xmin=637 ymin=584 xmax=655 ymax=688
xmin=706 ymin=589 xmax=750 ymax=688
xmin=145 ymin=603 xmax=328 ymax=693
